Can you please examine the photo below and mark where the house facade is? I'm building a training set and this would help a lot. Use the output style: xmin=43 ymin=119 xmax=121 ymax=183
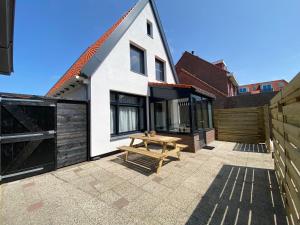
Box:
xmin=239 ymin=80 xmax=288 ymax=95
xmin=47 ymin=0 xmax=215 ymax=157
xmin=176 ymin=51 xmax=239 ymax=101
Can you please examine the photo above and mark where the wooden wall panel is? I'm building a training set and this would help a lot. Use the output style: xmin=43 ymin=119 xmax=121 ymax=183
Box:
xmin=56 ymin=103 xmax=88 ymax=168
xmin=271 ymin=72 xmax=300 ymax=225
xmin=214 ymin=107 xmax=265 ymax=143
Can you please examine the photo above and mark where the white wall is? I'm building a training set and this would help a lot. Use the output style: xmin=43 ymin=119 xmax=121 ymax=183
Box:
xmin=60 ymin=85 xmax=88 ymax=100
xmin=90 ymin=2 xmax=176 ymax=156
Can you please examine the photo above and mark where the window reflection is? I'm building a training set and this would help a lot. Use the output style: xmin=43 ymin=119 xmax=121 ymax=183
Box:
xmin=168 ymin=98 xmax=190 ymax=133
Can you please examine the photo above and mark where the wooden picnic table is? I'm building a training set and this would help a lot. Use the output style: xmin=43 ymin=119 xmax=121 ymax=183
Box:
xmin=129 ymin=133 xmax=181 ymax=153
xmin=119 ymin=134 xmax=187 ymax=173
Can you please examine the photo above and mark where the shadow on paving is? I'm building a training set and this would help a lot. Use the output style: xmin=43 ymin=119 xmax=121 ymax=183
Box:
xmin=110 ymin=152 xmax=175 ymax=176
xmin=233 ymin=143 xmax=268 ymax=153
xmin=186 ymin=165 xmax=287 ymax=225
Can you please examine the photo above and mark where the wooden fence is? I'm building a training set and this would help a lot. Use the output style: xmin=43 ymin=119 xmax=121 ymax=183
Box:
xmin=270 ymin=73 xmax=300 ymax=225
xmin=214 ymin=107 xmax=265 ymax=143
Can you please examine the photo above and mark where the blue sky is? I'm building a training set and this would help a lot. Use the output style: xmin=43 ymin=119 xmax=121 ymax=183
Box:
xmin=1 ymin=0 xmax=299 ymax=95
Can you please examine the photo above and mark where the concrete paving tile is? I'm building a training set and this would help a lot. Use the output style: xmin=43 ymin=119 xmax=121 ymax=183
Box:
xmin=98 ymin=189 xmax=121 ymax=205
xmin=149 ymin=202 xmax=189 ymax=225
xmin=112 ymin=197 xmax=129 ymax=210
xmin=166 ymin=185 xmax=200 ymax=210
xmin=152 ymin=176 xmax=163 ymax=183
xmin=112 ymin=181 xmax=145 ymax=201
xmin=27 ymin=201 xmax=44 ymax=212
xmin=128 ymin=174 xmax=151 ymax=187
xmin=122 ymin=192 xmax=162 ymax=218
xmin=142 ymin=180 xmax=172 ymax=198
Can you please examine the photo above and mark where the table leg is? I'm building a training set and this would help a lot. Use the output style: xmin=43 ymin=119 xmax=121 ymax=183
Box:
xmin=156 ymin=159 xmax=163 ymax=174
xmin=144 ymin=140 xmax=149 ymax=151
xmin=130 ymin=138 xmax=135 ymax=147
xmin=162 ymin=143 xmax=167 ymax=153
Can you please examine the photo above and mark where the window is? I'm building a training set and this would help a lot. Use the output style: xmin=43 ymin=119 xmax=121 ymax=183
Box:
xmin=168 ymin=98 xmax=190 ymax=133
xmin=130 ymin=44 xmax=145 ymax=74
xmin=239 ymin=88 xmax=247 ymax=93
xmin=147 ymin=21 xmax=153 ymax=37
xmin=192 ymin=95 xmax=213 ymax=130
xmin=153 ymin=101 xmax=167 ymax=131
xmin=278 ymin=82 xmax=284 ymax=87
xmin=155 ymin=58 xmax=165 ymax=81
xmin=110 ymin=92 xmax=146 ymax=136
xmin=262 ymin=84 xmax=273 ymax=92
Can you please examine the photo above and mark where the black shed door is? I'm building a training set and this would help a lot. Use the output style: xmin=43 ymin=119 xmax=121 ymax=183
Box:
xmin=56 ymin=102 xmax=88 ymax=168
xmin=0 ymin=97 xmax=56 ymax=182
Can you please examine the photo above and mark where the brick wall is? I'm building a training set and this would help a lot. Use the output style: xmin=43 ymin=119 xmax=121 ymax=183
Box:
xmin=176 ymin=52 xmax=230 ymax=95
xmin=215 ymin=92 xmax=277 ymax=109
xmin=158 ymin=129 xmax=215 ymax=153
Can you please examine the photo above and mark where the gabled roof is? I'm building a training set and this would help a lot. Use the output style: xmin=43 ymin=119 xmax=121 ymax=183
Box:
xmin=47 ymin=8 xmax=132 ymax=96
xmin=0 ymin=0 xmax=15 ymax=75
xmin=47 ymin=0 xmax=178 ymax=96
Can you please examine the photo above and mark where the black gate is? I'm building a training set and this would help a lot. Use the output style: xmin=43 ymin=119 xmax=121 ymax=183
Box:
xmin=56 ymin=101 xmax=88 ymax=168
xmin=0 ymin=95 xmax=56 ymax=182
xmin=0 ymin=94 xmax=89 ymax=183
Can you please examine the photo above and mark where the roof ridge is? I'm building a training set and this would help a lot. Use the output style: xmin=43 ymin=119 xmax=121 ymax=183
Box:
xmin=181 ymin=51 xmax=230 ymax=74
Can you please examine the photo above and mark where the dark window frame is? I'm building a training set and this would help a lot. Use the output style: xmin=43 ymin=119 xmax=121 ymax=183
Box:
xmin=110 ymin=91 xmax=146 ymax=137
xmin=262 ymin=84 xmax=273 ymax=92
xmin=155 ymin=58 xmax=165 ymax=82
xmin=130 ymin=43 xmax=146 ymax=75
xmin=239 ymin=87 xmax=247 ymax=93
xmin=147 ymin=20 xmax=153 ymax=38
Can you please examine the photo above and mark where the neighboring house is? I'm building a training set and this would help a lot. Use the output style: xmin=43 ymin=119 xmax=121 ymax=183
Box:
xmin=47 ymin=0 xmax=215 ymax=157
xmin=0 ymin=0 xmax=15 ymax=75
xmin=175 ymin=51 xmax=238 ymax=107
xmin=239 ymin=80 xmax=288 ymax=95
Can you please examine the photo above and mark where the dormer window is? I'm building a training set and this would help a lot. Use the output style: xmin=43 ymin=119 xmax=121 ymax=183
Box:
xmin=147 ymin=21 xmax=153 ymax=37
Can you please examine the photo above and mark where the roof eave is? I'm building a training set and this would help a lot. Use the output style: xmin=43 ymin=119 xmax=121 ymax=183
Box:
xmin=0 ymin=0 xmax=15 ymax=75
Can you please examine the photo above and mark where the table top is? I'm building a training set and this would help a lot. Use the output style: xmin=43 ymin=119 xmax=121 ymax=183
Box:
xmin=129 ymin=133 xmax=181 ymax=143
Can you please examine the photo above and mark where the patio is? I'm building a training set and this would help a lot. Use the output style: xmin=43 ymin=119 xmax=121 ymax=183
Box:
xmin=0 ymin=141 xmax=287 ymax=225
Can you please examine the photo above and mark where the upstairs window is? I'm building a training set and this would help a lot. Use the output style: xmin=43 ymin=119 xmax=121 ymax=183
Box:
xmin=147 ymin=21 xmax=153 ymax=37
xmin=278 ymin=82 xmax=284 ymax=88
xmin=155 ymin=58 xmax=165 ymax=82
xmin=239 ymin=87 xmax=247 ymax=93
xmin=130 ymin=44 xmax=145 ymax=75
xmin=262 ymin=84 xmax=273 ymax=92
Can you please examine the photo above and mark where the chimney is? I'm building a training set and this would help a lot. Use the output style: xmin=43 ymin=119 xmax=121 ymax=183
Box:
xmin=191 ymin=51 xmax=195 ymax=55
xmin=213 ymin=60 xmax=227 ymax=71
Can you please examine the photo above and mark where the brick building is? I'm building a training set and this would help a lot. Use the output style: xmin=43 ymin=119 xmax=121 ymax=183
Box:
xmin=175 ymin=51 xmax=238 ymax=107
xmin=239 ymin=80 xmax=288 ymax=94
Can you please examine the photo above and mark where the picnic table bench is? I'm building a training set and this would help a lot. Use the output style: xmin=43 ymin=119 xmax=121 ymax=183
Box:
xmin=118 ymin=134 xmax=188 ymax=173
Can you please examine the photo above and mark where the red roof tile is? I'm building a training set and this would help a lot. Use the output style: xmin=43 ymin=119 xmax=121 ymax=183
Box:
xmin=47 ymin=8 xmax=132 ymax=96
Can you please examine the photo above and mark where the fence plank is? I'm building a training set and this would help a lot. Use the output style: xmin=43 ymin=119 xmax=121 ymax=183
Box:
xmin=214 ymin=107 xmax=265 ymax=144
xmin=271 ymin=72 xmax=300 ymax=225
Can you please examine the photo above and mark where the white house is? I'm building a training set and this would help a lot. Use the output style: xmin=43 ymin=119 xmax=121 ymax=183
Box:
xmin=47 ymin=0 xmax=215 ymax=158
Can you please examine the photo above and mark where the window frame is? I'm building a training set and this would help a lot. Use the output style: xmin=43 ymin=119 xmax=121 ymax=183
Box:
xmin=147 ymin=20 xmax=153 ymax=38
xmin=262 ymin=84 xmax=273 ymax=92
xmin=155 ymin=57 xmax=166 ymax=82
xmin=110 ymin=91 xmax=146 ymax=137
xmin=239 ymin=87 xmax=247 ymax=93
xmin=130 ymin=43 xmax=147 ymax=76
